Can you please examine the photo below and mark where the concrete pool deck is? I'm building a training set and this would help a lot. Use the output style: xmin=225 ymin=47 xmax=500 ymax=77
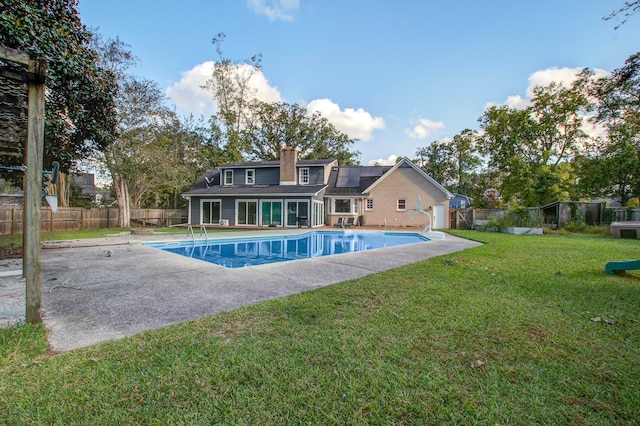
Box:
xmin=0 ymin=229 xmax=482 ymax=351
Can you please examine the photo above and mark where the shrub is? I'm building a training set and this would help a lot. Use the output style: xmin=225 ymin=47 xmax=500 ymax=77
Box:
xmin=496 ymin=205 xmax=542 ymax=228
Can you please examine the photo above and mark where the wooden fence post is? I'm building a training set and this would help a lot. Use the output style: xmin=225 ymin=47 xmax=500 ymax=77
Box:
xmin=23 ymin=56 xmax=47 ymax=323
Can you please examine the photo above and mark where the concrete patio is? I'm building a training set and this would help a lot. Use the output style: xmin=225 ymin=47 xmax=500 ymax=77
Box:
xmin=0 ymin=229 xmax=482 ymax=351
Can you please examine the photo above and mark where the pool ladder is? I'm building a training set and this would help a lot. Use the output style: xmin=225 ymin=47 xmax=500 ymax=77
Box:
xmin=187 ymin=224 xmax=209 ymax=243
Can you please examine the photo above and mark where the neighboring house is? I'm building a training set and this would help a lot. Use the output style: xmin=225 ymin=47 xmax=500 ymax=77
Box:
xmin=449 ymin=193 xmax=472 ymax=209
xmin=72 ymin=173 xmax=97 ymax=200
xmin=183 ymin=147 xmax=453 ymax=229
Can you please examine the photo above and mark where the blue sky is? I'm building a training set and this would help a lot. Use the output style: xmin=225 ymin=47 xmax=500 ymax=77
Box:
xmin=78 ymin=0 xmax=639 ymax=165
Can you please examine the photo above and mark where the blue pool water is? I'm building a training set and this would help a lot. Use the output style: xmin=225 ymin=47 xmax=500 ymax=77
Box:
xmin=147 ymin=230 xmax=429 ymax=269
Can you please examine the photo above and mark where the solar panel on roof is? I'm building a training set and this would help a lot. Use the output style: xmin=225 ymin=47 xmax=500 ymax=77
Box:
xmin=347 ymin=168 xmax=360 ymax=187
xmin=360 ymin=166 xmax=383 ymax=177
xmin=336 ymin=168 xmax=361 ymax=187
xmin=336 ymin=168 xmax=350 ymax=187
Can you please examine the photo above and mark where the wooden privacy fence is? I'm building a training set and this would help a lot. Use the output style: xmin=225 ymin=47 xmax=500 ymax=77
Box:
xmin=450 ymin=209 xmax=506 ymax=230
xmin=0 ymin=207 xmax=188 ymax=235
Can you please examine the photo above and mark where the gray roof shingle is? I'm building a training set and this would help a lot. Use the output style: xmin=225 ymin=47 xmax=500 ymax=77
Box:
xmin=223 ymin=158 xmax=335 ymax=168
xmin=184 ymin=184 xmax=327 ymax=197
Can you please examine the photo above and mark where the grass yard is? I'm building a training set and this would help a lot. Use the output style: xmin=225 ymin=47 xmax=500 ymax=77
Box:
xmin=0 ymin=226 xmax=244 ymax=258
xmin=1 ymin=231 xmax=639 ymax=424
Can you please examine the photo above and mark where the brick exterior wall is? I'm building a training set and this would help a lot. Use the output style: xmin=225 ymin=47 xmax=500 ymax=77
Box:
xmin=363 ymin=167 xmax=450 ymax=228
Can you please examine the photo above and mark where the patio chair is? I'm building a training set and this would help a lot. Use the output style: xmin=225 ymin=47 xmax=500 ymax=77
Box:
xmin=345 ymin=217 xmax=355 ymax=227
xmin=333 ymin=217 xmax=345 ymax=227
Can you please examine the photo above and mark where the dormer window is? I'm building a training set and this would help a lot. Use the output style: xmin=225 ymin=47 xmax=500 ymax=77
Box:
xmin=224 ymin=170 xmax=233 ymax=185
xmin=246 ymin=169 xmax=255 ymax=185
xmin=299 ymin=168 xmax=309 ymax=185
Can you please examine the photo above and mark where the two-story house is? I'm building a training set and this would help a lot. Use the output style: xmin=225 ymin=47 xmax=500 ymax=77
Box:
xmin=183 ymin=146 xmax=335 ymax=228
xmin=183 ymin=146 xmax=453 ymax=229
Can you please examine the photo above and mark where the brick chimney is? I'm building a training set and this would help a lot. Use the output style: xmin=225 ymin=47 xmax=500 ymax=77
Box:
xmin=279 ymin=145 xmax=297 ymax=185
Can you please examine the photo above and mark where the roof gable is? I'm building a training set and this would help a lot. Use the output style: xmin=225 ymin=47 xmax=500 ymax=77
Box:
xmin=186 ymin=168 xmax=221 ymax=192
xmin=223 ymin=158 xmax=336 ymax=169
xmin=363 ymin=158 xmax=453 ymax=198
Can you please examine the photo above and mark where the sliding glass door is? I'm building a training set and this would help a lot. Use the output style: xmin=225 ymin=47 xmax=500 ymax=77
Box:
xmin=201 ymin=199 xmax=221 ymax=224
xmin=286 ymin=200 xmax=309 ymax=227
xmin=236 ymin=200 xmax=258 ymax=226
xmin=260 ymin=200 xmax=283 ymax=226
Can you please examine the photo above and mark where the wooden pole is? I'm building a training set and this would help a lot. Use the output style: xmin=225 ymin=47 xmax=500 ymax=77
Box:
xmin=23 ymin=57 xmax=47 ymax=324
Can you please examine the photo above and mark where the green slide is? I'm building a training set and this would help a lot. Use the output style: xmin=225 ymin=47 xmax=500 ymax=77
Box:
xmin=605 ymin=259 xmax=640 ymax=275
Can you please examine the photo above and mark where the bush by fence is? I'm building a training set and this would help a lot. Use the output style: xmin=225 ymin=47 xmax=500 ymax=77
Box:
xmin=450 ymin=205 xmax=640 ymax=230
xmin=0 ymin=207 xmax=188 ymax=235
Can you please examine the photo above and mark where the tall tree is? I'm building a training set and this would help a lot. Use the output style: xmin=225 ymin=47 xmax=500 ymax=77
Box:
xmin=477 ymin=81 xmax=590 ymax=206
xmin=93 ymin=36 xmax=170 ymax=226
xmin=202 ymin=35 xmax=360 ymax=165
xmin=106 ymin=78 xmax=170 ymax=225
xmin=415 ymin=140 xmax=454 ymax=186
xmin=0 ymin=0 xmax=117 ymax=180
xmin=605 ymin=1 xmax=640 ymax=29
xmin=150 ymin=114 xmax=209 ymax=209
xmin=243 ymin=101 xmax=359 ymax=165
xmin=529 ymin=82 xmax=591 ymax=166
xmin=589 ymin=52 xmax=640 ymax=132
xmin=449 ymin=129 xmax=482 ymax=194
xmin=575 ymin=123 xmax=639 ymax=204
xmin=415 ymin=129 xmax=481 ymax=195
xmin=479 ymin=82 xmax=590 ymax=169
xmin=202 ymin=33 xmax=262 ymax=162
xmin=577 ymin=52 xmax=640 ymax=204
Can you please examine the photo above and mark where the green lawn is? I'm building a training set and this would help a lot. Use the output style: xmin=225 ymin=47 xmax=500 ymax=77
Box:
xmin=1 ymin=231 xmax=639 ymax=424
xmin=0 ymin=226 xmax=244 ymax=248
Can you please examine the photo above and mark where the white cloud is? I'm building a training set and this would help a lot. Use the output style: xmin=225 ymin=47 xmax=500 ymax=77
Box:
xmin=525 ymin=67 xmax=586 ymax=97
xmin=166 ymin=61 xmax=282 ymax=116
xmin=482 ymin=66 xmax=614 ymax=141
xmin=306 ymin=98 xmax=385 ymax=141
xmin=504 ymin=95 xmax=530 ymax=110
xmin=167 ymin=65 xmax=384 ymax=142
xmin=525 ymin=67 xmax=606 ymax=96
xmin=366 ymin=155 xmax=398 ymax=166
xmin=165 ymin=61 xmax=215 ymax=116
xmin=486 ymin=66 xmax=611 ymax=111
xmin=405 ymin=118 xmax=446 ymax=139
xmin=235 ymin=63 xmax=283 ymax=103
xmin=247 ymin=0 xmax=299 ymax=21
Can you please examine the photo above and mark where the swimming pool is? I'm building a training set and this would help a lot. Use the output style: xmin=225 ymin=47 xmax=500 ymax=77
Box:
xmin=147 ymin=230 xmax=430 ymax=268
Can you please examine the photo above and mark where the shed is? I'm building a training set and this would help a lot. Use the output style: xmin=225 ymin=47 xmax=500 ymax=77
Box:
xmin=541 ymin=201 xmax=605 ymax=229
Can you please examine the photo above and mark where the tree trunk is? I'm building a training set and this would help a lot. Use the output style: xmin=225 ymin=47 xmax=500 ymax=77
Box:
xmin=113 ymin=173 xmax=131 ymax=227
xmin=56 ymin=172 xmax=70 ymax=207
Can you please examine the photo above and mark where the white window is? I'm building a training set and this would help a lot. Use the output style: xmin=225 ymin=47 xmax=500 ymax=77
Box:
xmin=397 ymin=199 xmax=407 ymax=211
xmin=224 ymin=170 xmax=233 ymax=185
xmin=299 ymin=168 xmax=309 ymax=184
xmin=246 ymin=169 xmax=255 ymax=185
xmin=366 ymin=199 xmax=374 ymax=211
